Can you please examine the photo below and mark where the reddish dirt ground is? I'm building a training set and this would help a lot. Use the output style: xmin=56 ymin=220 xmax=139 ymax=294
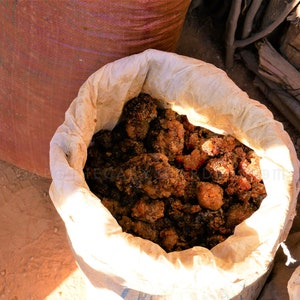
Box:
xmin=0 ymin=160 xmax=86 ymax=299
xmin=1 ymin=10 xmax=299 ymax=300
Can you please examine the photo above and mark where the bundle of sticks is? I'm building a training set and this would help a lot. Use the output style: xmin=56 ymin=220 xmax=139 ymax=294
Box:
xmin=224 ymin=0 xmax=300 ymax=132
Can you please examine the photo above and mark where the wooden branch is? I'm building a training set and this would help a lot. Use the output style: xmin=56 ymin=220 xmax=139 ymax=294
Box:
xmin=254 ymin=77 xmax=300 ymax=132
xmin=260 ymin=0 xmax=288 ymax=29
xmin=240 ymin=50 xmax=300 ymax=132
xmin=242 ymin=0 xmax=263 ymax=39
xmin=280 ymin=21 xmax=300 ymax=70
xmin=225 ymin=0 xmax=242 ymax=69
xmin=257 ymin=39 xmax=300 ymax=102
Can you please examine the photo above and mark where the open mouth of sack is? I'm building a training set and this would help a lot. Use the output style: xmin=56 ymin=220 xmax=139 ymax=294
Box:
xmin=84 ymin=93 xmax=267 ymax=252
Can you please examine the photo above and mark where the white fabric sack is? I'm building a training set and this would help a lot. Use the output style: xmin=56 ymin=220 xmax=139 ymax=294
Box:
xmin=49 ymin=49 xmax=300 ymax=299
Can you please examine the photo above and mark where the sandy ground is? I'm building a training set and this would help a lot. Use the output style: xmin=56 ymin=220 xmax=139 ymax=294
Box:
xmin=1 ymin=11 xmax=300 ymax=300
xmin=0 ymin=160 xmax=86 ymax=299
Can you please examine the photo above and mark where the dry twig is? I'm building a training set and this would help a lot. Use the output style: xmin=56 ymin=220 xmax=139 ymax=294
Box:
xmin=225 ymin=0 xmax=242 ymax=69
xmin=242 ymin=0 xmax=263 ymax=39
